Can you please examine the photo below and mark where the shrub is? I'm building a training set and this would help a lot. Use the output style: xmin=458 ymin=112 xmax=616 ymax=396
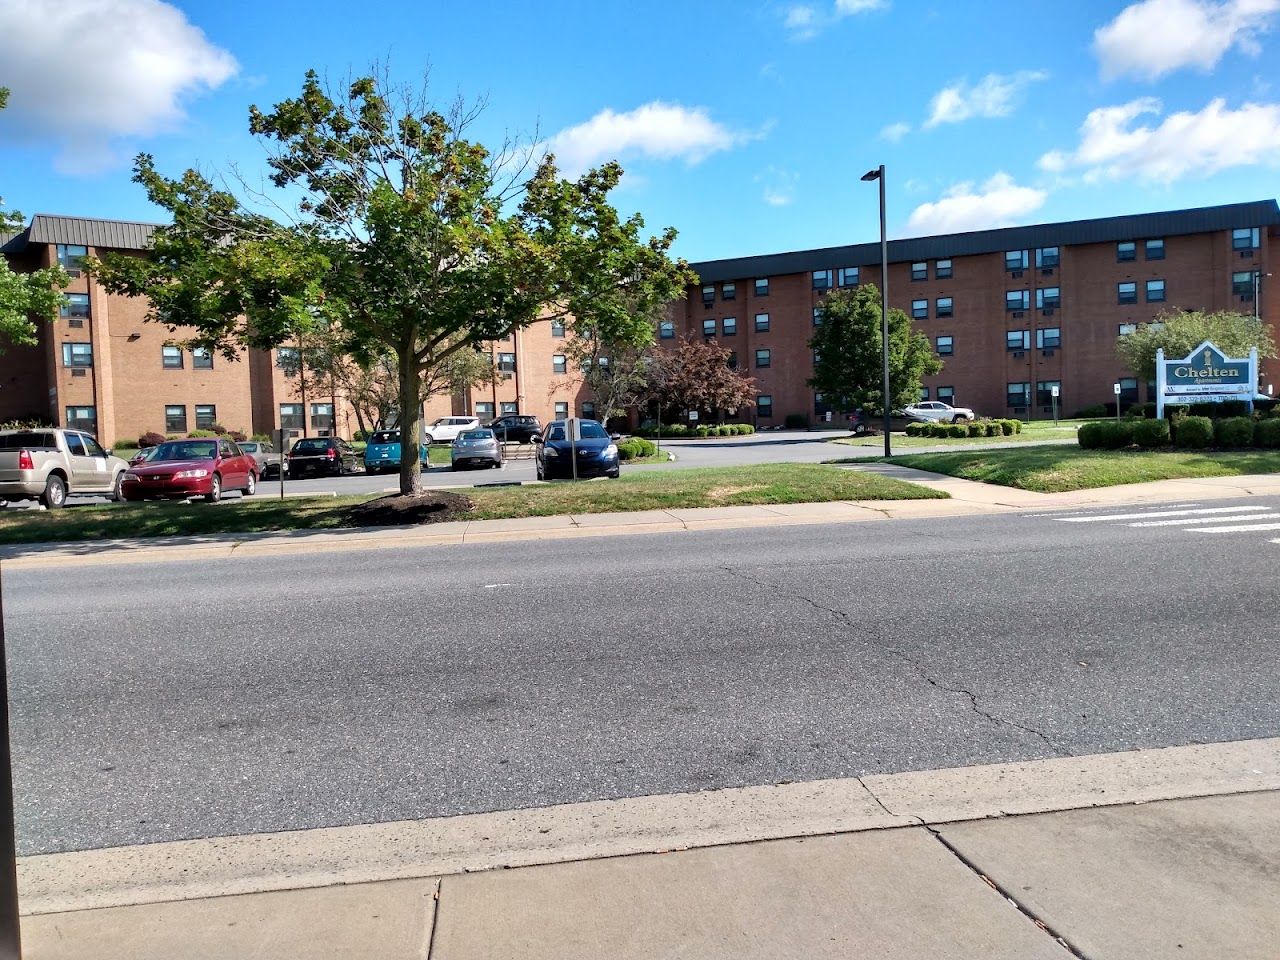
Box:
xmin=784 ymin=413 xmax=808 ymax=429
xmin=229 ymin=430 xmax=247 ymax=442
xmin=1214 ymin=416 xmax=1254 ymax=449
xmin=984 ymin=421 xmax=1001 ymax=437
xmin=137 ymin=431 xmax=165 ymax=448
xmin=251 ymin=433 xmax=271 ymax=442
xmin=1077 ymin=422 xmax=1105 ymax=449
xmin=737 ymin=424 xmax=752 ymax=435
xmin=1073 ymin=405 xmax=1107 ymax=418
xmin=1133 ymin=418 xmax=1171 ymax=448
xmin=904 ymin=422 xmax=927 ymax=437
xmin=1010 ymin=419 xmax=1023 ymax=434
xmin=695 ymin=425 xmax=710 ymax=437
xmin=996 ymin=419 xmax=1012 ymax=436
xmin=1255 ymin=418 xmax=1280 ymax=449
xmin=945 ymin=423 xmax=966 ymax=438
xmin=208 ymin=423 xmax=228 ymax=435
xmin=966 ymin=421 xmax=985 ymax=438
xmin=112 ymin=439 xmax=135 ymax=451
xmin=1174 ymin=415 xmax=1213 ymax=449
xmin=189 ymin=429 xmax=218 ymax=438
xmin=1097 ymin=420 xmax=1135 ymax=449
xmin=1131 ymin=402 xmax=1157 ymax=420
xmin=616 ymin=437 xmax=657 ymax=461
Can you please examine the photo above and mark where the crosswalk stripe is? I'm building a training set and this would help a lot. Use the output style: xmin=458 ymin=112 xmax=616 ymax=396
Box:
xmin=1128 ymin=513 xmax=1279 ymax=527
xmin=1188 ymin=522 xmax=1280 ymax=533
xmin=1058 ymin=506 xmax=1263 ymax=523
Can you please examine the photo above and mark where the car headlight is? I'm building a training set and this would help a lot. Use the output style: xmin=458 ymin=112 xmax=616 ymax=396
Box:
xmin=544 ymin=446 xmax=559 ymax=457
xmin=173 ymin=469 xmax=209 ymax=479
xmin=122 ymin=473 xmax=139 ymax=482
xmin=602 ymin=444 xmax=618 ymax=459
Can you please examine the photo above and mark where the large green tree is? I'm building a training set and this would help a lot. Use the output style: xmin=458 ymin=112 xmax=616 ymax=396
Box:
xmin=808 ymin=284 xmax=941 ymax=414
xmin=92 ymin=69 xmax=693 ymax=494
xmin=0 ymin=87 xmax=70 ymax=351
xmin=1115 ymin=308 xmax=1276 ymax=383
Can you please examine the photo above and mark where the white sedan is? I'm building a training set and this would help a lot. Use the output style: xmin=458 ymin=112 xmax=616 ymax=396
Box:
xmin=904 ymin=401 xmax=976 ymax=423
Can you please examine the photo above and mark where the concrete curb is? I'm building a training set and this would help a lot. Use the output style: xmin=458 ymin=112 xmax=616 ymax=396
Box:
xmin=20 ymin=737 xmax=1279 ymax=916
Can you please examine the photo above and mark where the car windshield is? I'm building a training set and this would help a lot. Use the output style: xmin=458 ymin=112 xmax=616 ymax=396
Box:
xmin=151 ymin=440 xmax=218 ymax=461
xmin=457 ymin=430 xmax=493 ymax=442
xmin=293 ymin=439 xmax=331 ymax=452
xmin=370 ymin=431 xmax=399 ymax=444
xmin=545 ymin=421 xmax=609 ymax=442
xmin=239 ymin=443 xmax=259 ymax=452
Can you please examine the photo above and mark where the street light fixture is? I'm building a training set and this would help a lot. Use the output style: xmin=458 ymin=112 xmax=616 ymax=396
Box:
xmin=861 ymin=165 xmax=891 ymax=457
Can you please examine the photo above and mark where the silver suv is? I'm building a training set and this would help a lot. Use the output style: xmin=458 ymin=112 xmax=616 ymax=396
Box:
xmin=903 ymin=401 xmax=976 ymax=424
xmin=423 ymin=416 xmax=480 ymax=444
xmin=0 ymin=428 xmax=129 ymax=507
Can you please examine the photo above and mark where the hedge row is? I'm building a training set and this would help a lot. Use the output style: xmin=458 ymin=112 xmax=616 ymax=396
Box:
xmin=632 ymin=423 xmax=755 ymax=439
xmin=903 ymin=418 xmax=1022 ymax=439
xmin=1078 ymin=415 xmax=1280 ymax=450
xmin=1078 ymin=399 xmax=1278 ymax=421
xmin=617 ymin=437 xmax=658 ymax=461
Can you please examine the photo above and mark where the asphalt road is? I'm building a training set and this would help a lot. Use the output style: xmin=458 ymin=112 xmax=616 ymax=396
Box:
xmin=7 ymin=496 xmax=1279 ymax=855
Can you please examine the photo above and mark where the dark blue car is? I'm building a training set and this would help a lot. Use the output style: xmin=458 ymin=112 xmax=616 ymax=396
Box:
xmin=534 ymin=419 xmax=620 ymax=480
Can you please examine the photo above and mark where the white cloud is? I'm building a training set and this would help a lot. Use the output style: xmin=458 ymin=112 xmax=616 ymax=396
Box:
xmin=1094 ymin=0 xmax=1280 ymax=80
xmin=0 ymin=0 xmax=237 ymax=174
xmin=545 ymin=102 xmax=752 ymax=177
xmin=835 ymin=0 xmax=887 ymax=12
xmin=785 ymin=0 xmax=886 ymax=39
xmin=904 ymin=173 xmax=1047 ymax=235
xmin=784 ymin=5 xmax=819 ymax=39
xmin=1037 ymin=97 xmax=1280 ymax=183
xmin=756 ymin=166 xmax=799 ymax=207
xmin=924 ymin=71 xmax=1048 ymax=128
xmin=880 ymin=121 xmax=912 ymax=142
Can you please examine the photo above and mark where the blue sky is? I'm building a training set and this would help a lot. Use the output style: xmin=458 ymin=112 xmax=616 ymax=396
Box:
xmin=1 ymin=0 xmax=1278 ymax=262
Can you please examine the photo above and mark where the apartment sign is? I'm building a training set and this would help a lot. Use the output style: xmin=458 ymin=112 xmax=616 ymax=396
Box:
xmin=1155 ymin=340 xmax=1257 ymax=417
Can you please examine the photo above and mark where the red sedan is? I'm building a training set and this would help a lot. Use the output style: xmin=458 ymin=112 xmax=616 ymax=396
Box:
xmin=121 ymin=438 xmax=258 ymax=502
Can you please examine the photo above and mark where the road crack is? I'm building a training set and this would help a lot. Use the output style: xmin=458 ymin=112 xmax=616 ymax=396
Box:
xmin=720 ymin=565 xmax=1065 ymax=756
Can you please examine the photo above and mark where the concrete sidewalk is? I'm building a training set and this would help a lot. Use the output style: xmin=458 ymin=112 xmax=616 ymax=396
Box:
xmin=19 ymin=739 xmax=1280 ymax=959
xmin=7 ymin=468 xmax=1280 ymax=569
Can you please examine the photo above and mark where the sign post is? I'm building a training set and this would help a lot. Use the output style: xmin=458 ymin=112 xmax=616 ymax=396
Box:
xmin=277 ymin=428 xmax=288 ymax=500
xmin=1050 ymin=384 xmax=1059 ymax=424
xmin=0 ymin=567 xmax=21 ymax=960
xmin=567 ymin=416 xmax=581 ymax=482
xmin=1113 ymin=383 xmax=1121 ymax=422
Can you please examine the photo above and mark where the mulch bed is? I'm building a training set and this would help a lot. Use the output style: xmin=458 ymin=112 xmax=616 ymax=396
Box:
xmin=345 ymin=491 xmax=474 ymax=527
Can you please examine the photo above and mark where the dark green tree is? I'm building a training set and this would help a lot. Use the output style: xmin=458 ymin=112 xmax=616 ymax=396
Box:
xmin=807 ymin=284 xmax=941 ymax=415
xmin=92 ymin=69 xmax=693 ymax=494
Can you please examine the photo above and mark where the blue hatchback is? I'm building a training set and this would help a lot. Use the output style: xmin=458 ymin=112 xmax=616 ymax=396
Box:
xmin=534 ymin=419 xmax=620 ymax=480
xmin=363 ymin=429 xmax=430 ymax=474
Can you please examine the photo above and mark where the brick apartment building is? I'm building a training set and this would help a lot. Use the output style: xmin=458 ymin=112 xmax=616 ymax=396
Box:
xmin=0 ymin=214 xmax=593 ymax=446
xmin=674 ymin=199 xmax=1280 ymax=425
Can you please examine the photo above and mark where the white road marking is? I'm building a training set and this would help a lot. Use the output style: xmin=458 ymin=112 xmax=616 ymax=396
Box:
xmin=1058 ymin=505 xmax=1264 ymax=523
xmin=484 ymin=583 xmax=514 ymax=589
xmin=1187 ymin=522 xmax=1280 ymax=533
xmin=1128 ymin=513 xmax=1279 ymax=527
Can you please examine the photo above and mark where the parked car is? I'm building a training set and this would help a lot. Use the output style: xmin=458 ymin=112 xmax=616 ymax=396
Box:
xmin=485 ymin=414 xmax=542 ymax=444
xmin=423 ymin=416 xmax=480 ymax=444
xmin=121 ymin=437 xmax=257 ymax=502
xmin=452 ymin=429 xmax=503 ymax=470
xmin=0 ymin=428 xmax=129 ymax=508
xmin=287 ymin=437 xmax=359 ymax=478
xmin=904 ymin=401 xmax=976 ymax=423
xmin=533 ymin=419 xmax=620 ymax=480
xmin=129 ymin=445 xmax=161 ymax=467
xmin=847 ymin=409 xmax=928 ymax=435
xmin=363 ymin=429 xmax=429 ymax=474
xmin=236 ymin=440 xmax=284 ymax=478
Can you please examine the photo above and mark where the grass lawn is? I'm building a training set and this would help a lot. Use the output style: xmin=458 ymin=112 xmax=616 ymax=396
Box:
xmin=888 ymin=447 xmax=1280 ymax=493
xmin=0 ymin=463 xmax=944 ymax=545
xmin=830 ymin=418 xmax=1087 ymax=451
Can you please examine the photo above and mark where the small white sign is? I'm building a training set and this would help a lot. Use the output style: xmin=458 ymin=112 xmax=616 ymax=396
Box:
xmin=1113 ymin=383 xmax=1122 ymax=395
xmin=688 ymin=410 xmax=699 ymax=422
xmin=1051 ymin=385 xmax=1060 ymax=398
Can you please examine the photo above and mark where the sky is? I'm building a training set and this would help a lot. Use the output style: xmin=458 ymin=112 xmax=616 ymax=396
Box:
xmin=1 ymin=0 xmax=1278 ymax=263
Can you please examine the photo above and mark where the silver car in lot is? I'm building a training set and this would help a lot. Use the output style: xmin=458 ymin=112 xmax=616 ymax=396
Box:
xmin=903 ymin=401 xmax=976 ymax=423
xmin=451 ymin=428 xmax=503 ymax=470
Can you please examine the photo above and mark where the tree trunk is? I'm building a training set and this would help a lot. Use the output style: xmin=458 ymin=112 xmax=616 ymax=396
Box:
xmin=398 ymin=344 xmax=423 ymax=496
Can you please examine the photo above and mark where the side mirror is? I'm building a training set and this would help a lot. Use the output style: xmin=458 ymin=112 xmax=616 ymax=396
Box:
xmin=531 ymin=434 xmax=543 ymax=444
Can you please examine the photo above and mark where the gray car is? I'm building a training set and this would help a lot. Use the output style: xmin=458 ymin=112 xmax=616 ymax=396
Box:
xmin=451 ymin=429 xmax=503 ymax=470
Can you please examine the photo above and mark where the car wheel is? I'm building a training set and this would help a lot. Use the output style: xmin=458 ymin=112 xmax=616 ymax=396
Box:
xmin=953 ymin=415 xmax=969 ymax=423
xmin=423 ymin=434 xmax=435 ymax=445
xmin=206 ymin=473 xmax=222 ymax=503
xmin=111 ymin=471 xmax=126 ymax=502
xmin=40 ymin=474 xmax=67 ymax=509
xmin=852 ymin=423 xmax=867 ymax=436
xmin=608 ymin=469 xmax=620 ymax=479
xmin=244 ymin=471 xmax=257 ymax=496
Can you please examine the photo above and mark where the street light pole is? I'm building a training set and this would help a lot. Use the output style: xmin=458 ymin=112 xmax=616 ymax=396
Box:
xmin=861 ymin=164 xmax=891 ymax=458
xmin=1255 ymin=271 xmax=1271 ymax=321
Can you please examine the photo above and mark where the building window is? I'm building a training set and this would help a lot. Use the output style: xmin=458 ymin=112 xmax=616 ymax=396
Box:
xmin=912 ymin=299 xmax=928 ymax=319
xmin=1116 ymin=241 xmax=1136 ymax=262
xmin=498 ymin=352 xmax=516 ymax=373
xmin=65 ymin=405 xmax=96 ymax=432
xmin=552 ymin=354 xmax=567 ymax=374
xmin=1233 ymin=227 xmax=1260 ymax=250
xmin=162 ymin=345 xmax=184 ymax=368
xmin=702 ymin=285 xmax=715 ymax=305
xmin=702 ymin=318 xmax=716 ymax=337
xmin=1119 ymin=323 xmax=1137 ymax=336
xmin=1006 ymin=382 xmax=1030 ymax=408
xmin=1005 ymin=249 xmax=1029 ymax=271
xmin=757 ymin=394 xmax=773 ymax=418
xmin=727 ymin=351 xmax=738 ymax=370
xmin=936 ymin=335 xmax=953 ymax=356
xmin=1036 ymin=287 xmax=1061 ymax=309
xmin=1036 ymin=327 xmax=1061 ymax=349
xmin=722 ymin=282 xmax=736 ymax=300
xmin=501 ymin=402 xmax=518 ymax=415
xmin=918 ymin=388 xmax=930 ymax=401
xmin=936 ymin=297 xmax=953 ymax=317
xmin=553 ymin=402 xmax=568 ymax=419
xmin=1146 ymin=279 xmax=1166 ymax=302
xmin=1006 ymin=290 xmax=1030 ymax=311
xmin=1117 ymin=281 xmax=1137 ymax=304
xmin=1007 ymin=329 xmax=1030 ymax=351
xmin=1119 ymin=377 xmax=1139 ymax=402
xmin=812 ymin=269 xmax=832 ymax=291
xmin=165 ymin=405 xmax=188 ymax=433
xmin=659 ymin=320 xmax=675 ymax=339
xmin=754 ymin=278 xmax=769 ymax=297
xmin=61 ymin=342 xmax=92 ymax=367
xmin=476 ymin=402 xmax=495 ymax=419
xmin=938 ymin=386 xmax=955 ymax=404
xmin=1036 ymin=381 xmax=1061 ymax=407
xmin=581 ymin=401 xmax=597 ymax=419
xmin=278 ymin=404 xmax=303 ymax=429
xmin=551 ymin=319 xmax=566 ymax=338
xmin=911 ymin=262 xmax=927 ymax=281
xmin=722 ymin=317 xmax=737 ymax=336
xmin=311 ymin=403 xmax=334 ymax=429
xmin=195 ymin=404 xmax=217 ymax=429
xmin=192 ymin=347 xmax=213 ymax=369
xmin=754 ymin=348 xmax=771 ymax=368
xmin=1035 ymin=247 xmax=1059 ymax=268
xmin=815 ymin=393 xmax=831 ymax=417
xmin=1233 ymin=271 xmax=1255 ymax=298
xmin=935 ymin=259 xmax=953 ymax=279
xmin=755 ymin=313 xmax=770 ymax=332
xmin=60 ymin=293 xmax=90 ymax=319
xmin=276 ymin=346 xmax=299 ymax=367
xmin=1145 ymin=238 xmax=1165 ymax=260
xmin=56 ymin=244 xmax=88 ymax=275
xmin=838 ymin=267 xmax=859 ymax=287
